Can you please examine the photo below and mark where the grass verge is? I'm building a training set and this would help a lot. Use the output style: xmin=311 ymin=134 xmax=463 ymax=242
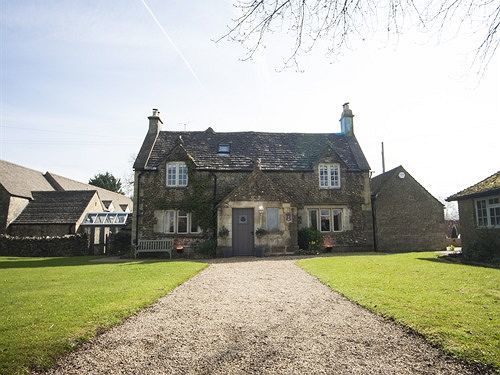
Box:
xmin=297 ymin=252 xmax=499 ymax=369
xmin=0 ymin=256 xmax=207 ymax=374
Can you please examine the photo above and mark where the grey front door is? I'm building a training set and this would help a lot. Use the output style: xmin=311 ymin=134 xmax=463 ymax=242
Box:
xmin=232 ymin=208 xmax=254 ymax=256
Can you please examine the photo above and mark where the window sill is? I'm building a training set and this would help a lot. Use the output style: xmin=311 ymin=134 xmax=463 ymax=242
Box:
xmin=319 ymin=186 xmax=341 ymax=190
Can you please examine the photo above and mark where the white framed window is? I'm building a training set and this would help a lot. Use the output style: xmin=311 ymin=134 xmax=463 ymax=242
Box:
xmin=318 ymin=164 xmax=340 ymax=188
xmin=166 ymin=162 xmax=188 ymax=187
xmin=476 ymin=196 xmax=500 ymax=228
xmin=161 ymin=210 xmax=201 ymax=234
xmin=266 ymin=208 xmax=279 ymax=230
xmin=308 ymin=208 xmax=343 ymax=232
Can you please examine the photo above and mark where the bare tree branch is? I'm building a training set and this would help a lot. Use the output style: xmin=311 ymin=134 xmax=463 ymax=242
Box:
xmin=218 ymin=0 xmax=499 ymax=71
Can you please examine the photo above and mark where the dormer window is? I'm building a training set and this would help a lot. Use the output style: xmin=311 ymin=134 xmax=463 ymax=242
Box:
xmin=218 ymin=144 xmax=230 ymax=155
xmin=319 ymin=163 xmax=340 ymax=188
xmin=166 ymin=162 xmax=188 ymax=187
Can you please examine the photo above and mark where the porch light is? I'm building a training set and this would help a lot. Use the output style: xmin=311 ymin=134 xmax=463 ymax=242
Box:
xmin=258 ymin=205 xmax=264 ymax=214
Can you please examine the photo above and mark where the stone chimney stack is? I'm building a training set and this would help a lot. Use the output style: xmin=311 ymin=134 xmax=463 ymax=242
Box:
xmin=148 ymin=108 xmax=163 ymax=134
xmin=340 ymin=102 xmax=354 ymax=136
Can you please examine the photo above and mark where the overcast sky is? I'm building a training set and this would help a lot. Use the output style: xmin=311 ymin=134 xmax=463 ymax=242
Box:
xmin=1 ymin=1 xmax=498 ymax=202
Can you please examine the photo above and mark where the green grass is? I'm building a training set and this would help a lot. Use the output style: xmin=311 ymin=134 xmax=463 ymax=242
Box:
xmin=298 ymin=252 xmax=500 ymax=369
xmin=0 ymin=256 xmax=207 ymax=374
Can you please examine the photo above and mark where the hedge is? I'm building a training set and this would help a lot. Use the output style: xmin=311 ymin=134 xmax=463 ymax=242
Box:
xmin=0 ymin=234 xmax=89 ymax=257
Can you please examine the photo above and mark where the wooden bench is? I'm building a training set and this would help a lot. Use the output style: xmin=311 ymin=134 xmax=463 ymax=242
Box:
xmin=135 ymin=239 xmax=174 ymax=259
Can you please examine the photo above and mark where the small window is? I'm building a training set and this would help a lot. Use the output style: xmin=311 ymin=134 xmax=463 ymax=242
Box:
xmin=266 ymin=208 xmax=279 ymax=230
xmin=166 ymin=162 xmax=188 ymax=187
xmin=318 ymin=164 xmax=340 ymax=188
xmin=218 ymin=144 xmax=230 ymax=155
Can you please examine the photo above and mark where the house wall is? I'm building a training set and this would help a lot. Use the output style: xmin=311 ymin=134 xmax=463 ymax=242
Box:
xmin=457 ymin=197 xmax=500 ymax=251
xmin=134 ymin=152 xmax=374 ymax=254
xmin=217 ymin=201 xmax=297 ymax=256
xmin=372 ymin=173 xmax=446 ymax=251
xmin=0 ymin=187 xmax=10 ymax=233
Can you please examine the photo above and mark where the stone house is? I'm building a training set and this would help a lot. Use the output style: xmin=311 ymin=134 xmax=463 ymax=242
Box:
xmin=132 ymin=104 xmax=374 ymax=256
xmin=446 ymin=171 xmax=500 ymax=254
xmin=370 ymin=166 xmax=446 ymax=251
xmin=0 ymin=160 xmax=131 ymax=247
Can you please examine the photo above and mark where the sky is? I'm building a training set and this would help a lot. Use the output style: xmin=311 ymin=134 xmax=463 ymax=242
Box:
xmin=1 ymin=1 xmax=499 ymax=207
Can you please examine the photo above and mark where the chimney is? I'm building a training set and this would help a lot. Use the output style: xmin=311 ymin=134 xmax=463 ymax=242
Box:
xmin=339 ymin=102 xmax=354 ymax=135
xmin=148 ymin=108 xmax=163 ymax=134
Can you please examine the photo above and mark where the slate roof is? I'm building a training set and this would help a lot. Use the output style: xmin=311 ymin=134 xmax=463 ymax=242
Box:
xmin=12 ymin=191 xmax=97 ymax=224
xmin=447 ymin=171 xmax=500 ymax=201
xmin=0 ymin=160 xmax=55 ymax=199
xmin=45 ymin=172 xmax=132 ymax=212
xmin=135 ymin=130 xmax=370 ymax=172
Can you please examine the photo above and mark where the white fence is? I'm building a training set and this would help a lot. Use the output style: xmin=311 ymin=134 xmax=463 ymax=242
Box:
xmin=135 ymin=239 xmax=174 ymax=258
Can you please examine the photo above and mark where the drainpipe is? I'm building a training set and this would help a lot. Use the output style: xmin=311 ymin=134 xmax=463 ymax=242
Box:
xmin=210 ymin=172 xmax=218 ymax=236
xmin=134 ymin=171 xmax=143 ymax=246
xmin=371 ymin=194 xmax=378 ymax=251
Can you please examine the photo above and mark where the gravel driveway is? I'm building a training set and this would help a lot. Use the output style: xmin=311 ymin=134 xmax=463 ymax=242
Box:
xmin=40 ymin=258 xmax=484 ymax=374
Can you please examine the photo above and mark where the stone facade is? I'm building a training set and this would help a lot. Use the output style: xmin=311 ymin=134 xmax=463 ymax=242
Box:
xmin=133 ymin=106 xmax=374 ymax=257
xmin=134 ymin=159 xmax=374 ymax=255
xmin=371 ymin=167 xmax=446 ymax=251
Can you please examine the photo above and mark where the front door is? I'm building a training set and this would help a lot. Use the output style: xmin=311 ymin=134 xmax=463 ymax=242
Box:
xmin=232 ymin=208 xmax=254 ymax=256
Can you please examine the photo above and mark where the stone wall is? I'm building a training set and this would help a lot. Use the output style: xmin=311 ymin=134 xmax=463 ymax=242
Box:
xmin=134 ymin=155 xmax=374 ymax=254
xmin=458 ymin=198 xmax=500 ymax=254
xmin=372 ymin=173 xmax=446 ymax=251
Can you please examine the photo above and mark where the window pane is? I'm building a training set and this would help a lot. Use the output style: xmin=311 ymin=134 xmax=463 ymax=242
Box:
xmin=177 ymin=211 xmax=188 ymax=233
xmin=166 ymin=210 xmax=175 ymax=233
xmin=190 ymin=213 xmax=200 ymax=233
xmin=330 ymin=165 xmax=339 ymax=187
xmin=332 ymin=209 xmax=342 ymax=231
xmin=309 ymin=209 xmax=318 ymax=230
xmin=178 ymin=165 xmax=188 ymax=186
xmin=319 ymin=166 xmax=328 ymax=187
xmin=320 ymin=209 xmax=331 ymax=232
xmin=266 ymin=208 xmax=279 ymax=230
xmin=167 ymin=164 xmax=177 ymax=186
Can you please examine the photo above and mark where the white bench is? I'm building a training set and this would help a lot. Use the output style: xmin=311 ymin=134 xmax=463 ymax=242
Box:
xmin=135 ymin=239 xmax=174 ymax=259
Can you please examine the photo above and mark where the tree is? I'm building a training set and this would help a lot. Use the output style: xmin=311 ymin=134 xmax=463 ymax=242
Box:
xmin=220 ymin=0 xmax=499 ymax=71
xmin=89 ymin=172 xmax=123 ymax=194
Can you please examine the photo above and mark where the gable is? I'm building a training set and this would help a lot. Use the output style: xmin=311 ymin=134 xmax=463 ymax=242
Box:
xmin=220 ymin=169 xmax=290 ymax=204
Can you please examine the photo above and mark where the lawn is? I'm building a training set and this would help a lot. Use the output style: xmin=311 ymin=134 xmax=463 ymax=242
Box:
xmin=0 ymin=256 xmax=207 ymax=374
xmin=298 ymin=252 xmax=500 ymax=369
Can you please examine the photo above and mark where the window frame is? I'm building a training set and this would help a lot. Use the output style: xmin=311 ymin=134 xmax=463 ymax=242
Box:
xmin=307 ymin=208 xmax=343 ymax=232
xmin=266 ymin=207 xmax=279 ymax=231
xmin=166 ymin=162 xmax=188 ymax=187
xmin=475 ymin=196 xmax=500 ymax=228
xmin=162 ymin=210 xmax=201 ymax=234
xmin=318 ymin=163 xmax=341 ymax=189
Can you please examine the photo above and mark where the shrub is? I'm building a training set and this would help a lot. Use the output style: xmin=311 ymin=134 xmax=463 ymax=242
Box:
xmin=107 ymin=230 xmax=132 ymax=256
xmin=0 ymin=234 xmax=89 ymax=257
xmin=194 ymin=238 xmax=217 ymax=257
xmin=297 ymin=228 xmax=323 ymax=253
xmin=464 ymin=229 xmax=500 ymax=262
